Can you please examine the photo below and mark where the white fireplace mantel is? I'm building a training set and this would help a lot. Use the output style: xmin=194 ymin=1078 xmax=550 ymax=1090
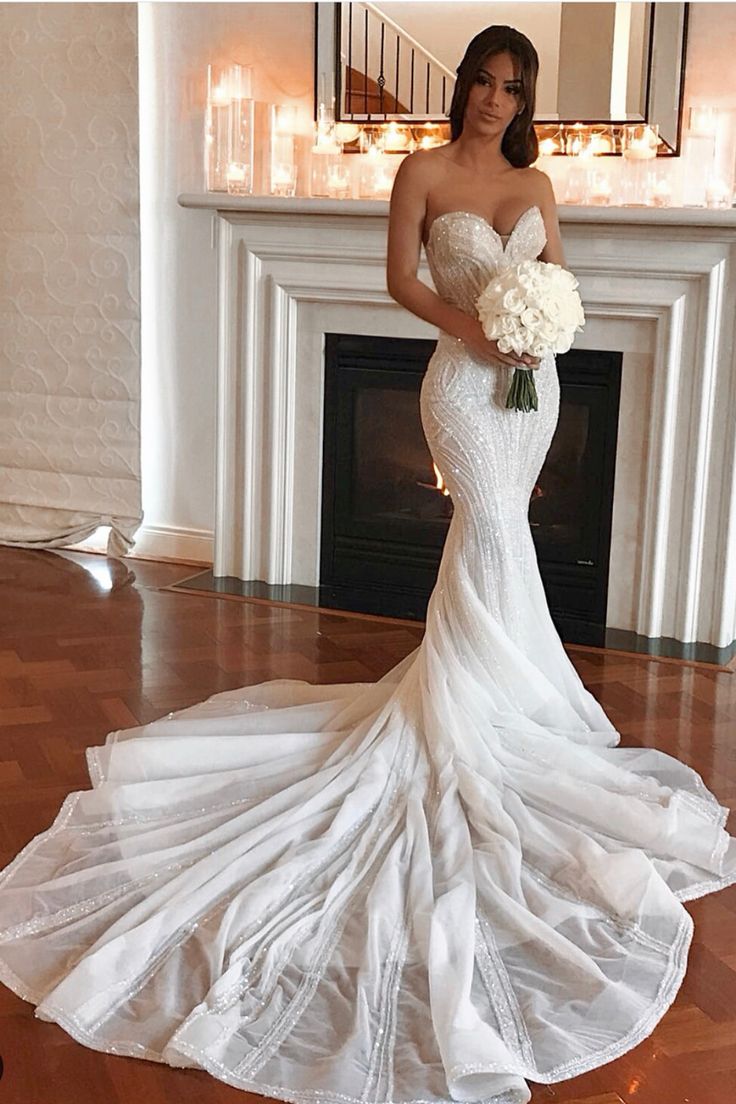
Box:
xmin=179 ymin=194 xmax=736 ymax=651
xmin=179 ymin=193 xmax=736 ymax=231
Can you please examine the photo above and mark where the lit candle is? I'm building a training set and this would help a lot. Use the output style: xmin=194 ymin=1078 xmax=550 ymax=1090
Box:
xmin=590 ymin=133 xmax=613 ymax=155
xmin=271 ymin=161 xmax=297 ymax=197
xmin=416 ymin=123 xmax=444 ymax=151
xmin=623 ymin=123 xmax=659 ymax=161
xmin=538 ymin=137 xmax=558 ymax=156
xmin=651 ymin=178 xmax=672 ymax=207
xmin=588 ymin=176 xmax=612 ymax=205
xmin=565 ymin=123 xmax=585 ymax=156
xmin=624 ymin=139 xmax=656 ymax=160
xmin=705 ymin=178 xmax=732 ymax=208
xmin=226 ymin=163 xmax=249 ymax=196
xmin=210 ymin=81 xmax=230 ymax=107
xmin=334 ymin=122 xmax=361 ymax=145
xmin=326 ymin=166 xmax=350 ymax=198
xmin=385 ymin=122 xmax=410 ymax=149
xmin=374 ymin=170 xmax=393 ymax=198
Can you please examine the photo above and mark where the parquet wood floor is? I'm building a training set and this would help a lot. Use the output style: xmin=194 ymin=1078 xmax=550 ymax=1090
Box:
xmin=1 ymin=547 xmax=735 ymax=1104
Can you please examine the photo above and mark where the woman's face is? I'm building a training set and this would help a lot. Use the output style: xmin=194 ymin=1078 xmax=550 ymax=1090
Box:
xmin=464 ymin=50 xmax=523 ymax=137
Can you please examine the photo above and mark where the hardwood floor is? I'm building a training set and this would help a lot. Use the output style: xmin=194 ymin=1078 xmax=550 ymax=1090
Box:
xmin=1 ymin=546 xmax=735 ymax=1104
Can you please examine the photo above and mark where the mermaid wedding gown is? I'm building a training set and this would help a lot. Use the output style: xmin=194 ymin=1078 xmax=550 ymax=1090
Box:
xmin=1 ymin=205 xmax=735 ymax=1104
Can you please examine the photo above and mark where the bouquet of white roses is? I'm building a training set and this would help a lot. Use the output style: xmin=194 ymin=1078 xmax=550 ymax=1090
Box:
xmin=475 ymin=260 xmax=585 ymax=412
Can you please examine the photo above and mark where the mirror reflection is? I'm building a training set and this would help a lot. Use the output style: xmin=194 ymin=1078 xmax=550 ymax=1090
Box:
xmin=322 ymin=2 xmax=688 ymax=151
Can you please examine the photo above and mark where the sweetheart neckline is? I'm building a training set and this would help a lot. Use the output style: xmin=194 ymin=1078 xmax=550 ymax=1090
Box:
xmin=425 ymin=205 xmax=542 ymax=250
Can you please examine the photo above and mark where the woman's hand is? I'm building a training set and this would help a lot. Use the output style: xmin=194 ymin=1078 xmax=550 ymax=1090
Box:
xmin=459 ymin=318 xmax=541 ymax=369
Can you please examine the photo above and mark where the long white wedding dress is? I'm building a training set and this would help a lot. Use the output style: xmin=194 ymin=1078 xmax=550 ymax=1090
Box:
xmin=1 ymin=205 xmax=735 ymax=1104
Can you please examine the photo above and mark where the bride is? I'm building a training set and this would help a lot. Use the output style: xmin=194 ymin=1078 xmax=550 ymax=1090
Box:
xmin=1 ymin=23 xmax=735 ymax=1104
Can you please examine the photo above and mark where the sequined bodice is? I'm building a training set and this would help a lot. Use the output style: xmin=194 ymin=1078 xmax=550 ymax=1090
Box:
xmin=424 ymin=205 xmax=547 ymax=316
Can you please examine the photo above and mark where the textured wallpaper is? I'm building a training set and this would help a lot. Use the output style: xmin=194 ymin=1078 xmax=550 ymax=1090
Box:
xmin=0 ymin=2 xmax=141 ymax=555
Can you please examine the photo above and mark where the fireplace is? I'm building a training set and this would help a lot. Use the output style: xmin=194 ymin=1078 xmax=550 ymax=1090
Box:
xmin=179 ymin=199 xmax=736 ymax=661
xmin=320 ymin=333 xmax=622 ymax=646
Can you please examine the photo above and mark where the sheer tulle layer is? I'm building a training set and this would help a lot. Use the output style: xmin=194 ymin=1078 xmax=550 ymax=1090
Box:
xmin=2 ymin=208 xmax=735 ymax=1103
xmin=1 ymin=658 xmax=734 ymax=1104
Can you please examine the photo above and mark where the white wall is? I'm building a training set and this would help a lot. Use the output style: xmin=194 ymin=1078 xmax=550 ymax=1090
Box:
xmin=133 ymin=1 xmax=736 ymax=565
xmin=135 ymin=1 xmax=314 ymax=562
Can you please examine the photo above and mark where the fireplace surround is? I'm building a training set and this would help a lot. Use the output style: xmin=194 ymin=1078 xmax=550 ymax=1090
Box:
xmin=178 ymin=194 xmax=736 ymax=663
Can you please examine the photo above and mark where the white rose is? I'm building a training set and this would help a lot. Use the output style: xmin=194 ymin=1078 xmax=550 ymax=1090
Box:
xmin=554 ymin=332 xmax=574 ymax=354
xmin=501 ymin=288 xmax=526 ymax=315
xmin=520 ymin=307 xmax=543 ymax=331
xmin=537 ymin=318 xmax=558 ymax=344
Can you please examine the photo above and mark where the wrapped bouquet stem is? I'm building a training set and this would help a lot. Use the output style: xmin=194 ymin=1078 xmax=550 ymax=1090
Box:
xmin=476 ymin=260 xmax=586 ymax=412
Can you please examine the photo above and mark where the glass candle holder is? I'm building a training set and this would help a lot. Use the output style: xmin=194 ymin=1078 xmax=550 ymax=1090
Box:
xmin=384 ymin=122 xmax=411 ymax=152
xmin=325 ymin=157 xmax=351 ymax=199
xmin=205 ymin=64 xmax=254 ymax=193
xmin=334 ymin=122 xmax=361 ymax=146
xmin=680 ymin=133 xmax=716 ymax=206
xmin=585 ymin=168 xmax=613 ymax=206
xmin=689 ymin=106 xmax=720 ymax=138
xmin=205 ymin=64 xmax=231 ymax=191
xmin=310 ymin=141 xmax=342 ymax=197
xmin=226 ymin=163 xmax=249 ymax=196
xmin=564 ymin=123 xmax=587 ymax=157
xmin=271 ymin=160 xmax=297 ymax=197
xmin=650 ymin=173 xmax=673 ymax=208
xmin=705 ymin=176 xmax=733 ymax=209
xmin=415 ymin=123 xmax=445 ymax=151
xmin=538 ymin=136 xmax=560 ymax=158
xmin=621 ymin=123 xmax=659 ymax=160
xmin=621 ymin=124 xmax=659 ymax=206
xmin=588 ymin=127 xmax=614 ymax=156
xmin=562 ymin=164 xmax=587 ymax=205
xmin=270 ymin=104 xmax=299 ymax=197
xmin=227 ymin=66 xmax=254 ymax=196
xmin=359 ymin=146 xmax=396 ymax=199
xmin=622 ymin=124 xmax=662 ymax=162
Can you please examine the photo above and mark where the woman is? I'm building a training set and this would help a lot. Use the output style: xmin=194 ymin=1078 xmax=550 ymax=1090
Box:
xmin=0 ymin=24 xmax=734 ymax=1104
xmin=387 ymin=27 xmax=560 ymax=372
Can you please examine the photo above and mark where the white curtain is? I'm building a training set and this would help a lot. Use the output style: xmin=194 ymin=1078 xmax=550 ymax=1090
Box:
xmin=0 ymin=3 xmax=141 ymax=557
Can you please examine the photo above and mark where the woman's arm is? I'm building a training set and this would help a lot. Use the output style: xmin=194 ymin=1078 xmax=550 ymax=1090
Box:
xmin=386 ymin=152 xmax=536 ymax=368
xmin=534 ymin=169 xmax=567 ymax=267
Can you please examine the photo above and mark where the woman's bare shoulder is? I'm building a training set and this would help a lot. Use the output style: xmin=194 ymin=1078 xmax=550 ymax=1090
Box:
xmin=525 ymin=165 xmax=558 ymax=206
xmin=395 ymin=146 xmax=450 ymax=185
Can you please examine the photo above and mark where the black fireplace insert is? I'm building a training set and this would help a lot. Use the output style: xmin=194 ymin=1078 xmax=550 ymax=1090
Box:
xmin=320 ymin=333 xmax=622 ymax=646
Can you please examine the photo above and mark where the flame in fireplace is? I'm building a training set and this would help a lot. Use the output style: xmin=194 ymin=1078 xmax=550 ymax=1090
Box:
xmin=433 ymin=463 xmax=450 ymax=496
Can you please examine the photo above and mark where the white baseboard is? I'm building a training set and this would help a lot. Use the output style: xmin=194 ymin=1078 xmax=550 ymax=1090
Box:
xmin=131 ymin=523 xmax=214 ymax=564
xmin=68 ymin=523 xmax=214 ymax=565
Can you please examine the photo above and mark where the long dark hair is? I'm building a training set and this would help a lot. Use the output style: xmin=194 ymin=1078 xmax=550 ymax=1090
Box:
xmin=448 ymin=25 xmax=539 ymax=167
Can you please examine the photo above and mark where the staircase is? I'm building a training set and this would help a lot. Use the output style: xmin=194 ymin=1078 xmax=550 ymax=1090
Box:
xmin=340 ymin=1 xmax=455 ymax=119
